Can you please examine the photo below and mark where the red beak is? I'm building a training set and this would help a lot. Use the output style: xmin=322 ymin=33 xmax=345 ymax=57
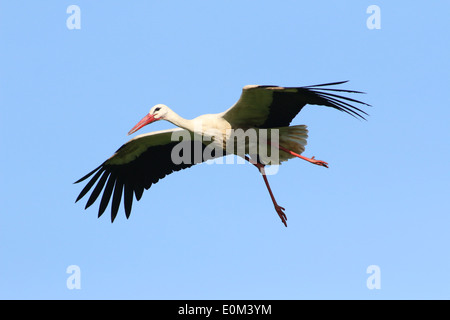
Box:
xmin=128 ymin=113 xmax=158 ymax=135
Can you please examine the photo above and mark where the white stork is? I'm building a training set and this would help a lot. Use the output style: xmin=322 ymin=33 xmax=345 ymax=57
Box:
xmin=75 ymin=81 xmax=369 ymax=227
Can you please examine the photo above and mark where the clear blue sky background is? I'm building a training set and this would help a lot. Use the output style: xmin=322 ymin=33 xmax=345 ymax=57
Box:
xmin=1 ymin=1 xmax=449 ymax=299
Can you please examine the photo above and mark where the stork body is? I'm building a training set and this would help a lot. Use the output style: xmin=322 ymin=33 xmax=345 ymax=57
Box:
xmin=75 ymin=81 xmax=369 ymax=226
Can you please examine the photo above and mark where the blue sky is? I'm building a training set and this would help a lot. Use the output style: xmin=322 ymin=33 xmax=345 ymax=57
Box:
xmin=1 ymin=1 xmax=449 ymax=299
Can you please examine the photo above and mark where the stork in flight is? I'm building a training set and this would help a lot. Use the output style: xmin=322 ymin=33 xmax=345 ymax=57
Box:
xmin=75 ymin=81 xmax=369 ymax=227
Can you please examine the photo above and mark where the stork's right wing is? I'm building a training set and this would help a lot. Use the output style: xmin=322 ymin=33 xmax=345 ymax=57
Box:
xmin=222 ymin=81 xmax=370 ymax=129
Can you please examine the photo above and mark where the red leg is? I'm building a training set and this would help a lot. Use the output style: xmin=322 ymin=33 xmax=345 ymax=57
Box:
xmin=245 ymin=156 xmax=287 ymax=227
xmin=277 ymin=144 xmax=329 ymax=168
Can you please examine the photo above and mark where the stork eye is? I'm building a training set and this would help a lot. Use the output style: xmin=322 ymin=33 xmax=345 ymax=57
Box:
xmin=154 ymin=107 xmax=161 ymax=112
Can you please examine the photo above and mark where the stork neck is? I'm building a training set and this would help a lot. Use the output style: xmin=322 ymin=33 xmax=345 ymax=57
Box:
xmin=165 ymin=112 xmax=195 ymax=132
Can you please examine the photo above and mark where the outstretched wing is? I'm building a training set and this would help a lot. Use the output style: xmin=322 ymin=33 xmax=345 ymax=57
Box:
xmin=74 ymin=128 xmax=219 ymax=222
xmin=221 ymin=81 xmax=370 ymax=128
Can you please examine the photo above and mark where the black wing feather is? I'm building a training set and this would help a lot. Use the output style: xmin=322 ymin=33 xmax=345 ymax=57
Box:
xmin=259 ymin=81 xmax=370 ymax=128
xmin=85 ymin=171 xmax=109 ymax=209
xmin=98 ymin=173 xmax=116 ymax=217
xmin=124 ymin=183 xmax=133 ymax=219
xmin=75 ymin=169 xmax=103 ymax=203
xmin=75 ymin=139 xmax=218 ymax=222
xmin=111 ymin=177 xmax=123 ymax=222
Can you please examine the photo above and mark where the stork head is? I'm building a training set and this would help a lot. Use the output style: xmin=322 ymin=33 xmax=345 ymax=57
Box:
xmin=128 ymin=104 xmax=169 ymax=135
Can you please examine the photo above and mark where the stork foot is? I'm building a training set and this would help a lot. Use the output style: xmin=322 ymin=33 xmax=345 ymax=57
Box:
xmin=309 ymin=156 xmax=329 ymax=168
xmin=275 ymin=204 xmax=288 ymax=227
xmin=277 ymin=144 xmax=329 ymax=168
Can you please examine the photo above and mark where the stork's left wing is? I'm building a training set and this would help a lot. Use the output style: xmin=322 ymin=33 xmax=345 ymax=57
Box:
xmin=222 ymin=81 xmax=370 ymax=129
xmin=74 ymin=128 xmax=219 ymax=222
